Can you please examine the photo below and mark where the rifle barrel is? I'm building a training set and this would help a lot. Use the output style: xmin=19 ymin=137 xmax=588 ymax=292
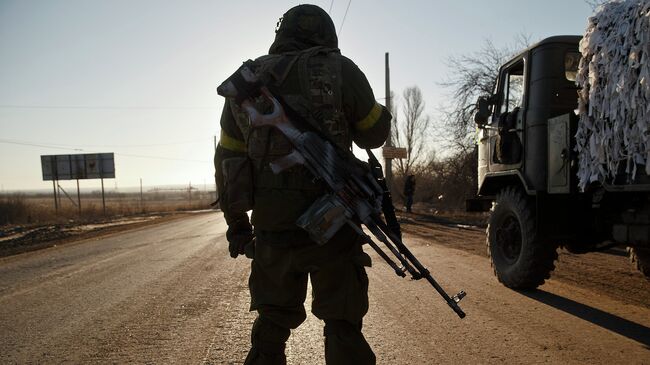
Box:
xmin=374 ymin=218 xmax=467 ymax=318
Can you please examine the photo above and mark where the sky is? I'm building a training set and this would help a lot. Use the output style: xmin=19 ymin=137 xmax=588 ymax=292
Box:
xmin=0 ymin=0 xmax=595 ymax=192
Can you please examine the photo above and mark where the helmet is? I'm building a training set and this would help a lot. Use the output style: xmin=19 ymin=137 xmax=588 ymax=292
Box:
xmin=269 ymin=4 xmax=338 ymax=54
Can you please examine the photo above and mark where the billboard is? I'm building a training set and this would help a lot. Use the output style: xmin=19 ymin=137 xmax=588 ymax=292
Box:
xmin=41 ymin=153 xmax=115 ymax=181
xmin=382 ymin=146 xmax=408 ymax=159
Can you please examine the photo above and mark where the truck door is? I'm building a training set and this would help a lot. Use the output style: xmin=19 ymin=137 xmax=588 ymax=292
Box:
xmin=489 ymin=58 xmax=525 ymax=171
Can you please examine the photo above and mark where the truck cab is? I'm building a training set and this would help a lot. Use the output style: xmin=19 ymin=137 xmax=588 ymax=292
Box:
xmin=473 ymin=35 xmax=650 ymax=288
xmin=477 ymin=35 xmax=582 ymax=196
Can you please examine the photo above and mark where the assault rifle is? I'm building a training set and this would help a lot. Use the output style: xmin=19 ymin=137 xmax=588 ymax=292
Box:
xmin=217 ymin=61 xmax=466 ymax=319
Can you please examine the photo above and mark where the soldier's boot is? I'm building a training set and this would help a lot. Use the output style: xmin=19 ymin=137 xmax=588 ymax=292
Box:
xmin=244 ymin=316 xmax=290 ymax=365
xmin=323 ymin=319 xmax=375 ymax=365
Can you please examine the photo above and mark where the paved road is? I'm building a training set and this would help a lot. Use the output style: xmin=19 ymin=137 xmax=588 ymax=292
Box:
xmin=0 ymin=212 xmax=648 ymax=364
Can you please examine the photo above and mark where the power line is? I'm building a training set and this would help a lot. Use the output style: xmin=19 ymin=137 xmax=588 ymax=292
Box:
xmin=114 ymin=152 xmax=211 ymax=164
xmin=338 ymin=0 xmax=352 ymax=36
xmin=82 ymin=140 xmax=204 ymax=148
xmin=0 ymin=139 xmax=84 ymax=152
xmin=0 ymin=139 xmax=211 ymax=164
xmin=0 ymin=138 xmax=205 ymax=149
xmin=329 ymin=0 xmax=334 ymax=13
xmin=0 ymin=105 xmax=218 ymax=111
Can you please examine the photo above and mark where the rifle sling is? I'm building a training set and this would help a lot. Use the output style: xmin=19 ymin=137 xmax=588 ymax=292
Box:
xmin=366 ymin=149 xmax=403 ymax=241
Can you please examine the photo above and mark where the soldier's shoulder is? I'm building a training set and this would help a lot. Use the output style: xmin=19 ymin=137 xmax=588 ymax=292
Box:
xmin=335 ymin=52 xmax=352 ymax=61
xmin=333 ymin=53 xmax=355 ymax=65
xmin=337 ymin=55 xmax=363 ymax=73
xmin=253 ymin=54 xmax=283 ymax=64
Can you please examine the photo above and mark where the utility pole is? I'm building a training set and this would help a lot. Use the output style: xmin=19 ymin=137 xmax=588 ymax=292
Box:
xmin=385 ymin=52 xmax=393 ymax=187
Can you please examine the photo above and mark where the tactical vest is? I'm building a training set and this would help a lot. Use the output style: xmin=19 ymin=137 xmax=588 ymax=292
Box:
xmin=232 ymin=47 xmax=351 ymax=231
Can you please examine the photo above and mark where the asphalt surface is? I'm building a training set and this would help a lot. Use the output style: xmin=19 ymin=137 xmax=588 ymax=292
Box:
xmin=0 ymin=212 xmax=648 ymax=364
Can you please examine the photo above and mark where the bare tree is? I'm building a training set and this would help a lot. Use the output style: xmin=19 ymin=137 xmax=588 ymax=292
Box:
xmin=417 ymin=148 xmax=477 ymax=209
xmin=392 ymin=86 xmax=431 ymax=177
xmin=438 ymin=36 xmax=530 ymax=151
xmin=402 ymin=36 xmax=531 ymax=207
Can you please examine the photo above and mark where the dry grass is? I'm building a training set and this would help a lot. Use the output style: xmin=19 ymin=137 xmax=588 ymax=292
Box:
xmin=0 ymin=190 xmax=216 ymax=227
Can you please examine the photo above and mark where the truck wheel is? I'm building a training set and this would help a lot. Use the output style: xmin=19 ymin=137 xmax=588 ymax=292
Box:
xmin=628 ymin=247 xmax=650 ymax=279
xmin=487 ymin=187 xmax=558 ymax=289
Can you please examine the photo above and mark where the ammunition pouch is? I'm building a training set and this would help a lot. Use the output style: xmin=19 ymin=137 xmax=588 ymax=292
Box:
xmin=221 ymin=157 xmax=254 ymax=213
xmin=296 ymin=194 xmax=352 ymax=245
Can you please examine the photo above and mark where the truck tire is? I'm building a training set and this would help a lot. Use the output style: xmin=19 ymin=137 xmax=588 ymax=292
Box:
xmin=628 ymin=247 xmax=650 ymax=279
xmin=487 ymin=187 xmax=558 ymax=289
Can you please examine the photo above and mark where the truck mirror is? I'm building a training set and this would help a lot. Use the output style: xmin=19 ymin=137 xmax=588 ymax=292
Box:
xmin=474 ymin=96 xmax=491 ymax=126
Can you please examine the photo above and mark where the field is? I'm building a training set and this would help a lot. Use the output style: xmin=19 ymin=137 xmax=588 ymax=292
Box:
xmin=0 ymin=189 xmax=217 ymax=256
xmin=0 ymin=189 xmax=216 ymax=226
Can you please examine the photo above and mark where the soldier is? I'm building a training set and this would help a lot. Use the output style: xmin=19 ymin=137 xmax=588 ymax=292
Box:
xmin=215 ymin=4 xmax=391 ymax=364
xmin=403 ymin=174 xmax=416 ymax=213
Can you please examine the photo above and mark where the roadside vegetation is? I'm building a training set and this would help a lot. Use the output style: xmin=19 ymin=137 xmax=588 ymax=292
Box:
xmin=0 ymin=189 xmax=216 ymax=257
xmin=0 ymin=190 xmax=215 ymax=226
xmin=389 ymin=36 xmax=530 ymax=213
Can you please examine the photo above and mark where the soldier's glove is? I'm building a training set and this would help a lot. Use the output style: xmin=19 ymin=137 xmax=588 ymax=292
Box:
xmin=229 ymin=233 xmax=255 ymax=259
xmin=226 ymin=218 xmax=255 ymax=259
xmin=244 ymin=237 xmax=255 ymax=259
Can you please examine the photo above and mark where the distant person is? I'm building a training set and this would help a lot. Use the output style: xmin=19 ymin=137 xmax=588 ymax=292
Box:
xmin=404 ymin=174 xmax=416 ymax=213
xmin=215 ymin=4 xmax=390 ymax=364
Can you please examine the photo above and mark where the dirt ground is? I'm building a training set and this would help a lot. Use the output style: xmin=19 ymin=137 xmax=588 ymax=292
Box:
xmin=2 ymin=212 xmax=648 ymax=364
xmin=399 ymin=211 xmax=650 ymax=310
xmin=2 ymin=207 xmax=648 ymax=310
xmin=0 ymin=211 xmax=211 ymax=257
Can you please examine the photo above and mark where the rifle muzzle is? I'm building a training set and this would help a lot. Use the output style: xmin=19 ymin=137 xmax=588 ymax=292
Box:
xmin=216 ymin=62 xmax=260 ymax=103
xmin=217 ymin=80 xmax=237 ymax=98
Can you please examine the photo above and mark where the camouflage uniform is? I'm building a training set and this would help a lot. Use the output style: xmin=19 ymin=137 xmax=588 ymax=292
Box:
xmin=215 ymin=5 xmax=390 ymax=364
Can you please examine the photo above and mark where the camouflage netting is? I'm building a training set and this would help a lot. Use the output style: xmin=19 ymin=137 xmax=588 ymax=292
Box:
xmin=575 ymin=0 xmax=650 ymax=190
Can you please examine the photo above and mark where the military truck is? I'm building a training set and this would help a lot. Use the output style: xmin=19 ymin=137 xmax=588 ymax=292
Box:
xmin=471 ymin=35 xmax=650 ymax=289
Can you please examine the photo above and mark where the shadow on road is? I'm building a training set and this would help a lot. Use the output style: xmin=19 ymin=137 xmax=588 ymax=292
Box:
xmin=602 ymin=246 xmax=628 ymax=257
xmin=521 ymin=289 xmax=650 ymax=348
xmin=399 ymin=212 xmax=485 ymax=231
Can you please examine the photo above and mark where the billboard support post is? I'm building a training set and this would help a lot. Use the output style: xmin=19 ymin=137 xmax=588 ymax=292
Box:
xmin=101 ymin=177 xmax=106 ymax=216
xmin=52 ymin=180 xmax=58 ymax=212
xmin=76 ymin=179 xmax=81 ymax=215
